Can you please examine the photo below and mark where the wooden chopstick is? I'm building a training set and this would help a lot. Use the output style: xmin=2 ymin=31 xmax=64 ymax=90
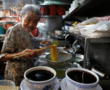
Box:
xmin=13 ymin=46 xmax=52 ymax=59
xmin=34 ymin=46 xmax=51 ymax=52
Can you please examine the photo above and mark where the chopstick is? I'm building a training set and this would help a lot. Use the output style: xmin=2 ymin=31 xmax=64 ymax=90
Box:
xmin=13 ymin=46 xmax=52 ymax=59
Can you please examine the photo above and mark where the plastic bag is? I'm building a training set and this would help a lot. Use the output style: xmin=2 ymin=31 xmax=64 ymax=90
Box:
xmin=79 ymin=21 xmax=110 ymax=38
xmin=81 ymin=17 xmax=99 ymax=25
xmin=97 ymin=21 xmax=110 ymax=31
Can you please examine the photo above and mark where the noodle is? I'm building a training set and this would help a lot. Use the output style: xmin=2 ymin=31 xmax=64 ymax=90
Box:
xmin=51 ymin=44 xmax=57 ymax=61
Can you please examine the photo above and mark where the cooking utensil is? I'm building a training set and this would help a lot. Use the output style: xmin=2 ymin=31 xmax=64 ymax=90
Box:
xmin=50 ymin=34 xmax=65 ymax=40
xmin=91 ymin=65 xmax=105 ymax=77
xmin=45 ymin=51 xmax=72 ymax=65
xmin=75 ymin=54 xmax=84 ymax=62
xmin=13 ymin=46 xmax=52 ymax=59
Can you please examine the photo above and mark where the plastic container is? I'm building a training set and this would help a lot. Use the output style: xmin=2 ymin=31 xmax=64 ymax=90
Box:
xmin=0 ymin=80 xmax=15 ymax=90
xmin=0 ymin=26 xmax=4 ymax=34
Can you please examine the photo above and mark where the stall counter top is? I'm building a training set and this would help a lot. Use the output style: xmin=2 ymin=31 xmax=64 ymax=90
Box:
xmin=0 ymin=86 xmax=19 ymax=90
xmin=14 ymin=86 xmax=19 ymax=90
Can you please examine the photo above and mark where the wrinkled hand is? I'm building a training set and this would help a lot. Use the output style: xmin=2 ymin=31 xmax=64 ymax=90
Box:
xmin=34 ymin=49 xmax=44 ymax=56
xmin=20 ymin=49 xmax=44 ymax=58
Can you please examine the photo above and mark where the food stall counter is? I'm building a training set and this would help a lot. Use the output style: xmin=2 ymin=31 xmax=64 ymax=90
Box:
xmin=0 ymin=86 xmax=19 ymax=90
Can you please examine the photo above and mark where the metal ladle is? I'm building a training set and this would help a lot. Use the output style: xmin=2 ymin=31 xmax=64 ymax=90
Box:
xmin=72 ymin=40 xmax=80 ymax=54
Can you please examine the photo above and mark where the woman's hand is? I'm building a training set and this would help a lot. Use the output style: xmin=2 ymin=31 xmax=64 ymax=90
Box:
xmin=20 ymin=49 xmax=44 ymax=58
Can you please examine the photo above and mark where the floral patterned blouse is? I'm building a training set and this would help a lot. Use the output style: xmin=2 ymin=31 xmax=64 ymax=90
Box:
xmin=0 ymin=22 xmax=35 ymax=86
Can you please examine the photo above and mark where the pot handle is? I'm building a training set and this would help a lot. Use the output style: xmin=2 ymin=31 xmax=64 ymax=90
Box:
xmin=72 ymin=40 xmax=81 ymax=54
xmin=91 ymin=65 xmax=105 ymax=78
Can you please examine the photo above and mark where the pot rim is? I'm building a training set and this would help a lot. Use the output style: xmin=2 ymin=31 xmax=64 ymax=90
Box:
xmin=24 ymin=66 xmax=56 ymax=84
xmin=65 ymin=68 xmax=99 ymax=86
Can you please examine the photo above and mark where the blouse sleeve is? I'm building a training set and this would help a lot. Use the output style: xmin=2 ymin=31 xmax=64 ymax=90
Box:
xmin=0 ymin=27 xmax=17 ymax=59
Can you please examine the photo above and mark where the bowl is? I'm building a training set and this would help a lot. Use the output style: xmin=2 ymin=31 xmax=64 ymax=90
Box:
xmin=24 ymin=66 xmax=56 ymax=90
xmin=65 ymin=68 xmax=99 ymax=90
xmin=55 ymin=30 xmax=63 ymax=36
xmin=0 ymin=80 xmax=15 ymax=90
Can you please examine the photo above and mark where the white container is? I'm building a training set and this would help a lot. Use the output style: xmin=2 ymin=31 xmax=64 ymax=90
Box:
xmin=65 ymin=68 xmax=99 ymax=90
xmin=0 ymin=80 xmax=15 ymax=90
xmin=24 ymin=66 xmax=56 ymax=90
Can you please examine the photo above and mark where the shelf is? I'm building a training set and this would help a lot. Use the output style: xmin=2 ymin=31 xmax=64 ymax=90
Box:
xmin=32 ymin=0 xmax=73 ymax=5
xmin=69 ymin=32 xmax=110 ymax=43
xmin=41 ymin=15 xmax=62 ymax=18
xmin=40 ymin=1 xmax=71 ymax=5
xmin=0 ymin=16 xmax=19 ymax=18
xmin=0 ymin=21 xmax=18 ymax=23
xmin=64 ymin=0 xmax=110 ymax=21
xmin=63 ymin=16 xmax=81 ymax=22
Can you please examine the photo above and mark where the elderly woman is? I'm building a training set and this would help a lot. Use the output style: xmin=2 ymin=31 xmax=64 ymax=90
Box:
xmin=0 ymin=4 xmax=43 ymax=86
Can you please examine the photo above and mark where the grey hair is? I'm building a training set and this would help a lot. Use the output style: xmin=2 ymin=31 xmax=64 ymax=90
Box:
xmin=20 ymin=4 xmax=40 ymax=19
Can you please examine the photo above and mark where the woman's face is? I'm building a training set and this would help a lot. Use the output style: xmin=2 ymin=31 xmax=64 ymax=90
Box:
xmin=21 ymin=11 xmax=39 ymax=32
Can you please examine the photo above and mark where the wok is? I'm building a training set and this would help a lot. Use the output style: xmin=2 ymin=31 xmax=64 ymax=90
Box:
xmin=45 ymin=51 xmax=73 ymax=65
